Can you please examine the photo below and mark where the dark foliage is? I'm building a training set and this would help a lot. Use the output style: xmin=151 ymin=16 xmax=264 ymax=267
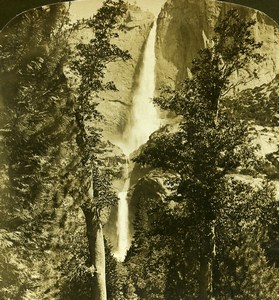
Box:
xmin=0 ymin=0 xmax=130 ymax=298
xmin=128 ymin=9 xmax=279 ymax=299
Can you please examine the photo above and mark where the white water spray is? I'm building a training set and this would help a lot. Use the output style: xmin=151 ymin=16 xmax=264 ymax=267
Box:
xmin=113 ymin=160 xmax=131 ymax=262
xmin=114 ymin=19 xmax=161 ymax=262
xmin=118 ymin=19 xmax=161 ymax=156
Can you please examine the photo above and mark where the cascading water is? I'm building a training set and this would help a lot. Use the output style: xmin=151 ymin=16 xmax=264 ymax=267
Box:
xmin=117 ymin=18 xmax=161 ymax=156
xmin=113 ymin=19 xmax=161 ymax=262
xmin=113 ymin=160 xmax=131 ymax=262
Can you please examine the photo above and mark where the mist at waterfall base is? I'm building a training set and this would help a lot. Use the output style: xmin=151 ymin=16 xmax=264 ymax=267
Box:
xmin=113 ymin=20 xmax=161 ymax=262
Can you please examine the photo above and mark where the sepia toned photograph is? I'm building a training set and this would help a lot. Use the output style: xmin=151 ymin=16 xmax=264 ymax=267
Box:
xmin=0 ymin=0 xmax=278 ymax=299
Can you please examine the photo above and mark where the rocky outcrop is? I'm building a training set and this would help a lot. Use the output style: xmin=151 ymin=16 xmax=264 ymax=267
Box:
xmin=156 ymin=0 xmax=279 ymax=90
xmin=129 ymin=169 xmax=175 ymax=234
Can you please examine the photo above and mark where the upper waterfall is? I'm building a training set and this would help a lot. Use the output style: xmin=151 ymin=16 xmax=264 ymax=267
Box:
xmin=118 ymin=19 xmax=161 ymax=156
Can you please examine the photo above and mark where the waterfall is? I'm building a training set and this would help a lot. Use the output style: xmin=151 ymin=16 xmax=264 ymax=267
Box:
xmin=113 ymin=19 xmax=161 ymax=262
xmin=118 ymin=18 xmax=160 ymax=156
xmin=113 ymin=161 xmax=130 ymax=262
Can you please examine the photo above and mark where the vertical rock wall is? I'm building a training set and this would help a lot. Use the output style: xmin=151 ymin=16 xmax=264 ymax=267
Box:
xmin=156 ymin=0 xmax=279 ymax=90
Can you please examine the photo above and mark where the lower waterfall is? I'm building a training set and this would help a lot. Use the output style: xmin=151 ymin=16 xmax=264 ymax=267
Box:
xmin=113 ymin=162 xmax=131 ymax=262
xmin=113 ymin=19 xmax=161 ymax=261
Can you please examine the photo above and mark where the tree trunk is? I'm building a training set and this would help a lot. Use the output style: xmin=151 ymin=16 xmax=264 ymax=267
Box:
xmin=83 ymin=209 xmax=107 ymax=300
xmin=198 ymin=223 xmax=216 ymax=300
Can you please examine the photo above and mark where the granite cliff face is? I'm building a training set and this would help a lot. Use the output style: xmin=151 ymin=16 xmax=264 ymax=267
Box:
xmin=156 ymin=0 xmax=279 ymax=90
xmin=220 ymin=0 xmax=279 ymax=24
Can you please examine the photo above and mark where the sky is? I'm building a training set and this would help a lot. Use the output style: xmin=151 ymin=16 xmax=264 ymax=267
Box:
xmin=70 ymin=0 xmax=167 ymax=20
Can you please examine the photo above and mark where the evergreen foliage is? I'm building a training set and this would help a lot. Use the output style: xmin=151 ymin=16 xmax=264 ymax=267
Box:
xmin=0 ymin=0 xmax=130 ymax=298
xmin=0 ymin=5 xmax=75 ymax=298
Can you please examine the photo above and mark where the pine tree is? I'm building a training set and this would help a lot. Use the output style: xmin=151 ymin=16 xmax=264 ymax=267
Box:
xmin=0 ymin=1 xmax=130 ymax=298
xmin=0 ymin=5 xmax=75 ymax=298
xmin=69 ymin=1 xmax=130 ymax=298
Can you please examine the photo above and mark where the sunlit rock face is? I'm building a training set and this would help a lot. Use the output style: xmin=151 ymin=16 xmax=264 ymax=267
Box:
xmin=220 ymin=0 xmax=279 ymax=24
xmin=156 ymin=0 xmax=279 ymax=90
